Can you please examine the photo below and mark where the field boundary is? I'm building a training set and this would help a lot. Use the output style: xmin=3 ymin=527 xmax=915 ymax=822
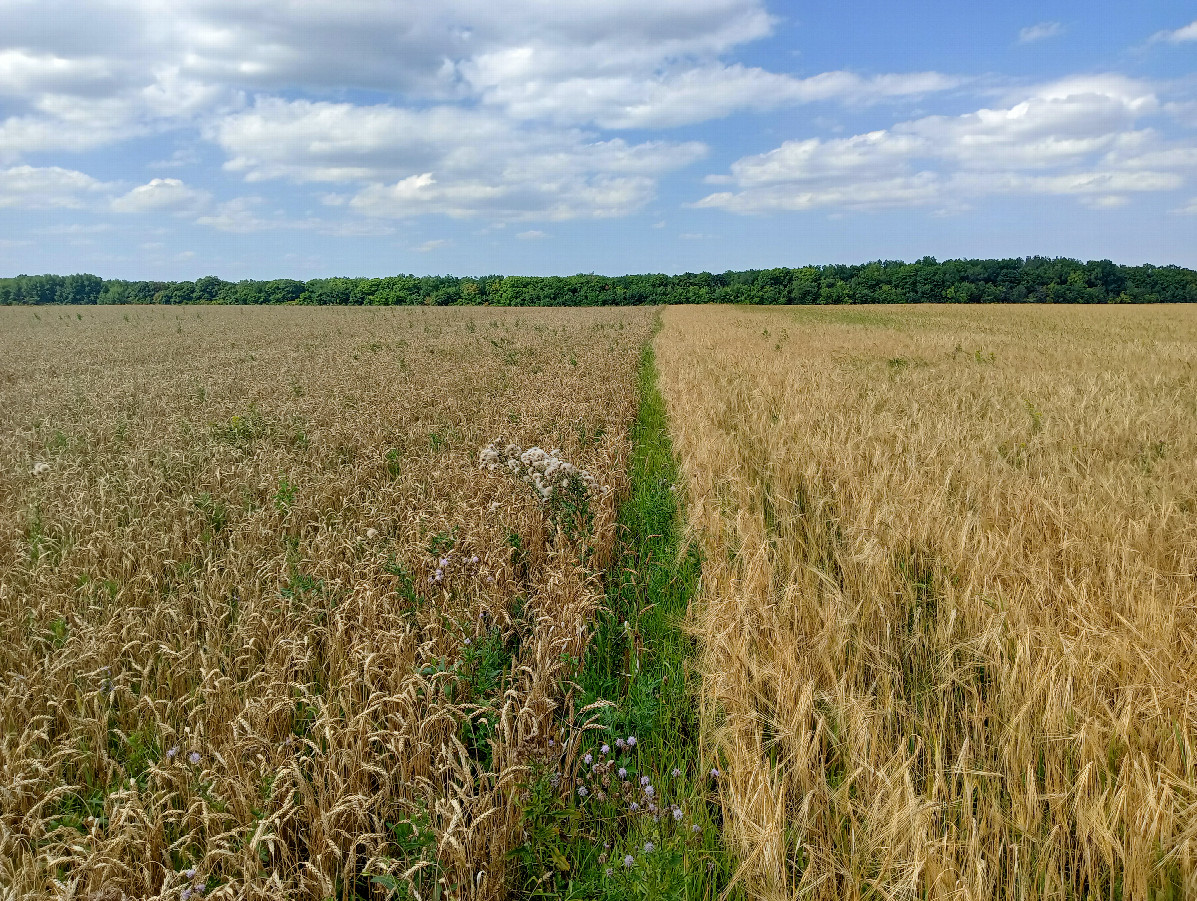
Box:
xmin=511 ymin=338 xmax=736 ymax=899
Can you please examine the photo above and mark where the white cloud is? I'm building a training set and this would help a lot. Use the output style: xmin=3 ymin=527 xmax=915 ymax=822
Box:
xmin=696 ymin=76 xmax=1194 ymax=213
xmin=33 ymin=222 xmax=113 ymax=234
xmin=0 ymin=164 xmax=110 ymax=208
xmin=1175 ymin=197 xmax=1197 ymax=215
xmin=213 ymin=98 xmax=707 ymax=219
xmin=194 ymin=196 xmax=312 ymax=232
xmin=1018 ymin=21 xmax=1065 ymax=44
xmin=0 ymin=0 xmax=959 ymax=217
xmin=465 ymin=54 xmax=960 ymax=128
xmin=112 ymin=177 xmax=211 ymax=213
xmin=516 ymin=229 xmax=548 ymax=239
xmin=416 ymin=238 xmax=452 ymax=252
xmin=1150 ymin=20 xmax=1197 ymax=43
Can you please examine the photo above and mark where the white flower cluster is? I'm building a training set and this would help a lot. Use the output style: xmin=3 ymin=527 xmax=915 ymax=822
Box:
xmin=480 ymin=441 xmax=596 ymax=502
xmin=31 ymin=461 xmax=50 ymax=477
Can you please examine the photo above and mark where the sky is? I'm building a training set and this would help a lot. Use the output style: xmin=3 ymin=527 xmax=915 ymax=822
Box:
xmin=1 ymin=1 xmax=1195 ymax=280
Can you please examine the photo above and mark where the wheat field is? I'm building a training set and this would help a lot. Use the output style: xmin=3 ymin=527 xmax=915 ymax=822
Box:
xmin=656 ymin=304 xmax=1197 ymax=900
xmin=0 ymin=305 xmax=654 ymax=900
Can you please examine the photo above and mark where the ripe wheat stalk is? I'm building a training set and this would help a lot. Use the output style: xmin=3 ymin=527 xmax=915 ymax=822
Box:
xmin=656 ymin=303 xmax=1197 ymax=900
xmin=0 ymin=305 xmax=654 ymax=900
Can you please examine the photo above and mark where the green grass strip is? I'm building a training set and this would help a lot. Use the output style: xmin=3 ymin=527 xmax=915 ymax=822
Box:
xmin=513 ymin=341 xmax=736 ymax=899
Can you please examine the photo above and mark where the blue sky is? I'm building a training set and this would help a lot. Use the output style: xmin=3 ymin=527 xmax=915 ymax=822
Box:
xmin=1 ymin=0 xmax=1195 ymax=279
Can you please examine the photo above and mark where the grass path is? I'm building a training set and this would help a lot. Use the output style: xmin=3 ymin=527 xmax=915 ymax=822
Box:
xmin=513 ymin=340 xmax=736 ymax=899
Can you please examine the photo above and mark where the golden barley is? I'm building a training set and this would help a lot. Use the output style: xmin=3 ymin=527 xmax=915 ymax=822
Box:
xmin=656 ymin=303 xmax=1197 ymax=900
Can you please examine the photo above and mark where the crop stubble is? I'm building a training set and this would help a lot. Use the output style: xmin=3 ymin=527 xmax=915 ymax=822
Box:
xmin=656 ymin=304 xmax=1197 ymax=900
xmin=0 ymin=305 xmax=654 ymax=900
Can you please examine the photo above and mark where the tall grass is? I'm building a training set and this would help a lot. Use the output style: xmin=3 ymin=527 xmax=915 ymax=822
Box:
xmin=0 ymin=305 xmax=653 ymax=900
xmin=656 ymin=304 xmax=1197 ymax=900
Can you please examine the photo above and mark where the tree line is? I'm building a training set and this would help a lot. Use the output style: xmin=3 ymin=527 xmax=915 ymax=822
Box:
xmin=2 ymin=257 xmax=1196 ymax=307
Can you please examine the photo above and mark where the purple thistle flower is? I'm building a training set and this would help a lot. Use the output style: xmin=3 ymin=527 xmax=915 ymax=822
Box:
xmin=583 ymin=753 xmax=593 ymax=765
xmin=643 ymin=841 xmax=654 ymax=853
xmin=623 ymin=855 xmax=634 ymax=868
xmin=640 ymin=775 xmax=650 ymax=786
xmin=188 ymin=751 xmax=201 ymax=765
xmin=578 ymin=786 xmax=588 ymax=798
xmin=615 ymin=738 xmax=626 ymax=749
xmin=626 ymin=736 xmax=637 ymax=747
xmin=645 ymin=785 xmax=655 ymax=798
xmin=673 ymin=807 xmax=684 ymax=821
xmin=671 ymin=767 xmax=681 ymax=777
xmin=710 ymin=767 xmax=720 ymax=778
xmin=166 ymin=746 xmax=179 ymax=760
xmin=601 ymin=744 xmax=610 ymax=755
xmin=617 ymin=767 xmax=627 ymax=779
xmin=629 ymin=801 xmax=639 ymax=812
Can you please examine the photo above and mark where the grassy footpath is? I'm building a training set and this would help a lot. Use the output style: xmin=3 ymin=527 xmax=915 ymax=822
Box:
xmin=513 ymin=343 xmax=735 ymax=899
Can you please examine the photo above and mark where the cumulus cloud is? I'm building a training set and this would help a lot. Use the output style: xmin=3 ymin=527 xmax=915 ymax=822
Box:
xmin=194 ymin=196 xmax=315 ymax=232
xmin=1149 ymin=19 xmax=1197 ymax=44
xmin=212 ymin=97 xmax=707 ymax=219
xmin=696 ymin=76 xmax=1194 ymax=213
xmin=464 ymin=54 xmax=960 ymax=128
xmin=416 ymin=238 xmax=452 ymax=252
xmin=0 ymin=0 xmax=966 ymax=220
xmin=0 ymin=164 xmax=110 ymax=208
xmin=1018 ymin=22 xmax=1065 ymax=44
xmin=112 ymin=177 xmax=211 ymax=213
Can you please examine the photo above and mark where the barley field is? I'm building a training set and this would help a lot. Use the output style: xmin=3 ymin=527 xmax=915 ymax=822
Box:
xmin=0 ymin=305 xmax=654 ymax=900
xmin=656 ymin=304 xmax=1197 ymax=900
